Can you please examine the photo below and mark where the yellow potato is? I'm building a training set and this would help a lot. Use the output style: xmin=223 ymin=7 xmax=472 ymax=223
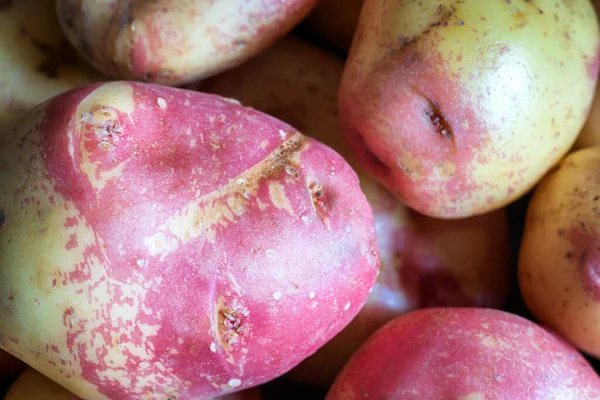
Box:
xmin=0 ymin=0 xmax=103 ymax=123
xmin=302 ymin=0 xmax=364 ymax=53
xmin=339 ymin=0 xmax=600 ymax=218
xmin=56 ymin=0 xmax=318 ymax=86
xmin=519 ymin=147 xmax=600 ymax=358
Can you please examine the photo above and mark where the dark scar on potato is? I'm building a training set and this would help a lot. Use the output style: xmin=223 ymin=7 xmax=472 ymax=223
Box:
xmin=424 ymin=97 xmax=455 ymax=144
xmin=0 ymin=210 xmax=4 ymax=227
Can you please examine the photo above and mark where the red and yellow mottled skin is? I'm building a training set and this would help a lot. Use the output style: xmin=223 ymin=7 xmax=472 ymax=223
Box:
xmin=193 ymin=36 xmax=512 ymax=387
xmin=339 ymin=0 xmax=600 ymax=218
xmin=326 ymin=308 xmax=600 ymax=399
xmin=0 ymin=81 xmax=378 ymax=399
xmin=56 ymin=0 xmax=318 ymax=85
xmin=4 ymin=367 xmax=263 ymax=400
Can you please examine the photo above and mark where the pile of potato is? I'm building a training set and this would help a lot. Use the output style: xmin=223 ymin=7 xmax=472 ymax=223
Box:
xmin=2 ymin=0 xmax=600 ymax=399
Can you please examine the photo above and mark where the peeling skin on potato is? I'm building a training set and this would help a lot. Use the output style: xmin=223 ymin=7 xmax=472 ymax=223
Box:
xmin=340 ymin=0 xmax=600 ymax=218
xmin=0 ymin=82 xmax=378 ymax=399
xmin=326 ymin=308 xmax=600 ymax=400
xmin=56 ymin=0 xmax=320 ymax=85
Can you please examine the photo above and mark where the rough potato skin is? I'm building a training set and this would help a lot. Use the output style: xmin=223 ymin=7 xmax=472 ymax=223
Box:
xmin=4 ymin=367 xmax=263 ymax=400
xmin=519 ymin=147 xmax=600 ymax=359
xmin=193 ymin=36 xmax=512 ymax=387
xmin=0 ymin=82 xmax=378 ymax=399
xmin=326 ymin=308 xmax=600 ymax=400
xmin=0 ymin=0 xmax=104 ymax=123
xmin=340 ymin=0 xmax=600 ymax=218
xmin=56 ymin=0 xmax=318 ymax=85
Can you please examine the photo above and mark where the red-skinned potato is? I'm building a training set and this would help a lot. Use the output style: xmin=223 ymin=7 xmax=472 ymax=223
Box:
xmin=3 ymin=368 xmax=263 ymax=400
xmin=0 ymin=81 xmax=378 ymax=399
xmin=302 ymin=0 xmax=364 ymax=53
xmin=326 ymin=308 xmax=600 ymax=399
xmin=340 ymin=0 xmax=600 ymax=218
xmin=56 ymin=0 xmax=318 ymax=86
xmin=0 ymin=0 xmax=103 ymax=123
xmin=193 ymin=36 xmax=511 ymax=387
xmin=0 ymin=349 xmax=25 ymax=378
xmin=519 ymin=147 xmax=600 ymax=359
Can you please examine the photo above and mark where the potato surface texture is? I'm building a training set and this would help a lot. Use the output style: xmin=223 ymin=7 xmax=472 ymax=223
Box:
xmin=0 ymin=82 xmax=378 ymax=399
xmin=326 ymin=308 xmax=600 ymax=399
xmin=519 ymin=147 xmax=600 ymax=359
xmin=195 ymin=36 xmax=511 ymax=387
xmin=0 ymin=0 xmax=103 ymax=123
xmin=339 ymin=0 xmax=600 ymax=218
xmin=56 ymin=0 xmax=318 ymax=85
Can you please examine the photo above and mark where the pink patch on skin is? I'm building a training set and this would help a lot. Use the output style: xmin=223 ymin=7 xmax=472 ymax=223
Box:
xmin=34 ymin=82 xmax=377 ymax=398
xmin=65 ymin=234 xmax=78 ymax=251
xmin=586 ymin=43 xmax=600 ymax=81
xmin=565 ymin=224 xmax=600 ymax=302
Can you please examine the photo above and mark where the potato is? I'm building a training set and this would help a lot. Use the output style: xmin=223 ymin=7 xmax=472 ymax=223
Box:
xmin=3 ymin=368 xmax=263 ymax=399
xmin=0 ymin=0 xmax=103 ymax=123
xmin=302 ymin=0 xmax=364 ymax=53
xmin=518 ymin=147 xmax=600 ymax=359
xmin=326 ymin=308 xmax=600 ymax=399
xmin=194 ymin=36 xmax=512 ymax=387
xmin=56 ymin=0 xmax=318 ymax=86
xmin=339 ymin=0 xmax=600 ymax=218
xmin=0 ymin=82 xmax=378 ymax=399
xmin=0 ymin=349 xmax=25 ymax=378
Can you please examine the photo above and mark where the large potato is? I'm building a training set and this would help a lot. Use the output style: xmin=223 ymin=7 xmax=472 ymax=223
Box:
xmin=56 ymin=0 xmax=318 ymax=86
xmin=0 ymin=82 xmax=378 ymax=399
xmin=195 ymin=36 xmax=511 ymax=387
xmin=302 ymin=0 xmax=364 ymax=53
xmin=0 ymin=0 xmax=103 ymax=123
xmin=519 ymin=147 xmax=600 ymax=359
xmin=3 ymin=368 xmax=263 ymax=399
xmin=339 ymin=0 xmax=600 ymax=218
xmin=326 ymin=308 xmax=600 ymax=399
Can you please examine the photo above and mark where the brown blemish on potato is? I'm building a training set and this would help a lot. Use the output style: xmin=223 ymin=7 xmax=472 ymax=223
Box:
xmin=424 ymin=96 xmax=455 ymax=146
xmin=0 ymin=210 xmax=4 ymax=227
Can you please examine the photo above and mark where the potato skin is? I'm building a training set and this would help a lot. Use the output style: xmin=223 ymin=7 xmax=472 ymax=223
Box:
xmin=519 ymin=147 xmax=600 ymax=358
xmin=326 ymin=308 xmax=600 ymax=400
xmin=194 ymin=36 xmax=511 ymax=387
xmin=4 ymin=367 xmax=263 ymax=400
xmin=0 ymin=82 xmax=378 ymax=399
xmin=0 ymin=0 xmax=103 ymax=123
xmin=340 ymin=0 xmax=600 ymax=218
xmin=56 ymin=0 xmax=318 ymax=86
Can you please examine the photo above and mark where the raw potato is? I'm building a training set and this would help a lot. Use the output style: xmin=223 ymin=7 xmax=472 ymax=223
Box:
xmin=326 ymin=308 xmax=600 ymax=399
xmin=0 ymin=82 xmax=378 ymax=399
xmin=0 ymin=0 xmax=103 ymax=123
xmin=339 ymin=0 xmax=600 ymax=218
xmin=195 ymin=36 xmax=511 ymax=387
xmin=3 ymin=368 xmax=263 ymax=400
xmin=519 ymin=147 xmax=600 ymax=358
xmin=302 ymin=0 xmax=364 ymax=53
xmin=56 ymin=0 xmax=319 ymax=86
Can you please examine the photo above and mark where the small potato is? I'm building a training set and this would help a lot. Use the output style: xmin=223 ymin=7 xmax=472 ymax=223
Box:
xmin=56 ymin=0 xmax=318 ymax=86
xmin=0 ymin=82 xmax=378 ymax=399
xmin=302 ymin=0 xmax=364 ymax=53
xmin=3 ymin=368 xmax=263 ymax=399
xmin=195 ymin=36 xmax=512 ymax=387
xmin=519 ymin=147 xmax=600 ymax=358
xmin=326 ymin=308 xmax=600 ymax=399
xmin=0 ymin=0 xmax=103 ymax=123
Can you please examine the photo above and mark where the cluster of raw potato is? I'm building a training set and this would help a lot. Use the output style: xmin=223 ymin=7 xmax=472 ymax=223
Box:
xmin=1 ymin=0 xmax=600 ymax=399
